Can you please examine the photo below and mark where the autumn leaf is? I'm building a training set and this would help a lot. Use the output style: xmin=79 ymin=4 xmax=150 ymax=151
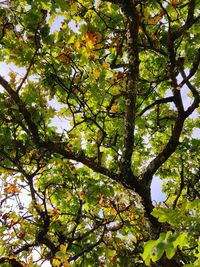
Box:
xmin=51 ymin=209 xmax=61 ymax=218
xmin=73 ymin=39 xmax=81 ymax=51
xmin=79 ymin=191 xmax=85 ymax=200
xmin=56 ymin=53 xmax=71 ymax=63
xmin=84 ymin=30 xmax=101 ymax=49
xmin=27 ymin=149 xmax=41 ymax=159
xmin=111 ymin=256 xmax=118 ymax=264
xmin=116 ymin=71 xmax=124 ymax=80
xmin=8 ymin=71 xmax=17 ymax=83
xmin=110 ymin=103 xmax=119 ymax=113
xmin=4 ymin=179 xmax=20 ymax=194
xmin=148 ymin=15 xmax=162 ymax=25
xmin=28 ymin=255 xmax=33 ymax=265
xmin=63 ymin=261 xmax=70 ymax=267
xmin=171 ymin=0 xmax=179 ymax=7
xmin=52 ymin=258 xmax=61 ymax=267
xmin=60 ymin=244 xmax=68 ymax=254
xmin=61 ymin=23 xmax=68 ymax=30
xmin=64 ymin=143 xmax=73 ymax=152
xmin=92 ymin=67 xmax=101 ymax=79
xmin=63 ymin=47 xmax=71 ymax=54
xmin=138 ymin=27 xmax=144 ymax=35
xmin=10 ymin=217 xmax=18 ymax=227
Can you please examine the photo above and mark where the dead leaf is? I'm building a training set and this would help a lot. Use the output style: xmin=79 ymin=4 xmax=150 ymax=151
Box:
xmin=56 ymin=54 xmax=71 ymax=63
xmin=110 ymin=104 xmax=119 ymax=113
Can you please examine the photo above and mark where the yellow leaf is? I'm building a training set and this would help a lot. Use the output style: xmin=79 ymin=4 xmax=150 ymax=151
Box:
xmin=71 ymin=2 xmax=78 ymax=14
xmin=52 ymin=258 xmax=61 ymax=267
xmin=10 ymin=217 xmax=18 ymax=226
xmin=79 ymin=191 xmax=85 ymax=201
xmin=4 ymin=179 xmax=20 ymax=194
xmin=99 ymin=196 xmax=110 ymax=207
xmin=62 ymin=23 xmax=68 ymax=30
xmin=27 ymin=149 xmax=41 ymax=159
xmin=8 ymin=71 xmax=17 ymax=81
xmin=103 ymin=62 xmax=109 ymax=69
xmin=74 ymin=40 xmax=81 ymax=51
xmin=60 ymin=244 xmax=67 ymax=254
xmin=151 ymin=34 xmax=158 ymax=41
xmin=64 ymin=143 xmax=73 ymax=152
xmin=92 ymin=68 xmax=101 ymax=79
xmin=106 ymin=206 xmax=117 ymax=216
xmin=138 ymin=27 xmax=144 ymax=35
xmin=28 ymin=256 xmax=33 ymax=265
xmin=148 ymin=15 xmax=162 ymax=25
xmin=107 ymin=2 xmax=112 ymax=12
xmin=110 ymin=104 xmax=119 ymax=113
xmin=84 ymin=30 xmax=101 ymax=49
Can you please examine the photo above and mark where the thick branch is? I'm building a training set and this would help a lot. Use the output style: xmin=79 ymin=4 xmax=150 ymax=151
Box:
xmin=13 ymin=243 xmax=36 ymax=255
xmin=0 ymin=75 xmax=40 ymax=145
xmin=178 ymin=48 xmax=200 ymax=90
xmin=41 ymin=140 xmax=122 ymax=184
xmin=171 ymin=0 xmax=198 ymax=41
xmin=121 ymin=1 xmax=139 ymax=174
xmin=184 ymin=94 xmax=200 ymax=117
xmin=141 ymin=114 xmax=186 ymax=187
xmin=167 ymin=38 xmax=184 ymax=113
xmin=139 ymin=96 xmax=174 ymax=116
xmin=0 ymin=257 xmax=23 ymax=267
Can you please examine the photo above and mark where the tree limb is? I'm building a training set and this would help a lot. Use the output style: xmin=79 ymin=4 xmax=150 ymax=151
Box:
xmin=0 ymin=75 xmax=40 ymax=145
xmin=141 ymin=114 xmax=186 ymax=187
xmin=139 ymin=96 xmax=174 ymax=116
xmin=120 ymin=1 xmax=139 ymax=175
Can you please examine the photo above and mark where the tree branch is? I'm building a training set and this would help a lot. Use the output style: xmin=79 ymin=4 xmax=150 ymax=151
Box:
xmin=178 ymin=48 xmax=200 ymax=90
xmin=120 ymin=1 xmax=139 ymax=175
xmin=141 ymin=114 xmax=186 ymax=187
xmin=0 ymin=75 xmax=40 ymax=145
xmin=171 ymin=0 xmax=199 ymax=41
xmin=173 ymin=159 xmax=184 ymax=209
xmin=139 ymin=96 xmax=174 ymax=116
xmin=68 ymin=228 xmax=106 ymax=262
xmin=13 ymin=243 xmax=36 ymax=255
xmin=41 ymin=140 xmax=122 ymax=185
xmin=0 ymin=257 xmax=24 ymax=267
xmin=17 ymin=49 xmax=38 ymax=92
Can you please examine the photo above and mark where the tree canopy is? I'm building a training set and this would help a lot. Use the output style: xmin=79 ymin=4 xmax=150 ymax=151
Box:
xmin=0 ymin=0 xmax=200 ymax=266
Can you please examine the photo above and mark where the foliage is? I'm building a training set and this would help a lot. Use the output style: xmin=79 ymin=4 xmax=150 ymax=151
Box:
xmin=0 ymin=0 xmax=200 ymax=266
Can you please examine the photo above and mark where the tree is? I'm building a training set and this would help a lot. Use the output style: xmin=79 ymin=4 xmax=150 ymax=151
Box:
xmin=0 ymin=0 xmax=199 ymax=266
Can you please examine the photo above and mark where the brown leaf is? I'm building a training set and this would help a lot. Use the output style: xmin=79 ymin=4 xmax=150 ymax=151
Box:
xmin=4 ymin=179 xmax=20 ymax=194
xmin=171 ymin=0 xmax=179 ymax=7
xmin=56 ymin=54 xmax=71 ymax=63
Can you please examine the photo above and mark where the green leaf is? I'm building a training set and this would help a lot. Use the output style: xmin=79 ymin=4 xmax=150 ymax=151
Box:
xmin=142 ymin=240 xmax=158 ymax=266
